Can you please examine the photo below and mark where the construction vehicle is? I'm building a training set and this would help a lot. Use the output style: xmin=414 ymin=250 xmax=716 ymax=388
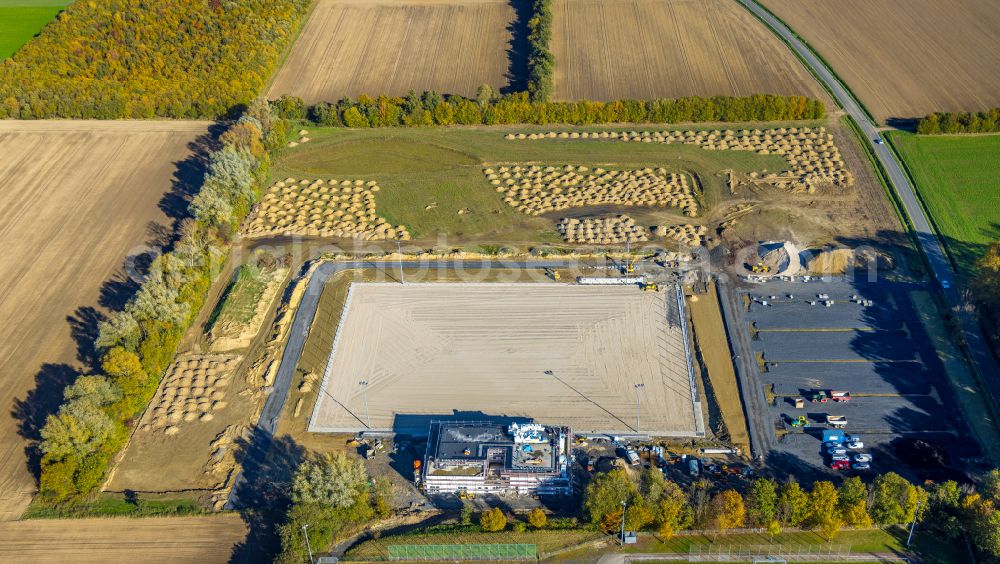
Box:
xmin=826 ymin=415 xmax=848 ymax=428
xmin=751 ymin=262 xmax=772 ymax=274
xmin=830 ymin=391 xmax=851 ymax=402
xmin=624 ymin=256 xmax=639 ymax=275
xmin=546 ymin=268 xmax=561 ymax=281
xmin=789 ymin=415 xmax=809 ymax=428
xmin=810 ymin=390 xmax=829 ymax=403
xmin=793 ymin=397 xmax=805 ymax=409
xmin=641 ymin=282 xmax=659 ymax=292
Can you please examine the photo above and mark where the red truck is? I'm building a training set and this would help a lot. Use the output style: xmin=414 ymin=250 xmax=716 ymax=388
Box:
xmin=830 ymin=391 xmax=851 ymax=402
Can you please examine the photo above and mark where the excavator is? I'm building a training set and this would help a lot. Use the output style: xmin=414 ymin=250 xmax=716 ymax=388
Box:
xmin=641 ymin=282 xmax=659 ymax=292
xmin=751 ymin=262 xmax=772 ymax=274
xmin=624 ymin=256 xmax=639 ymax=275
xmin=788 ymin=415 xmax=809 ymax=428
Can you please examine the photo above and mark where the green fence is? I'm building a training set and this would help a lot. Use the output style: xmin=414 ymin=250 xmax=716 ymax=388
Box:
xmin=387 ymin=543 xmax=536 ymax=560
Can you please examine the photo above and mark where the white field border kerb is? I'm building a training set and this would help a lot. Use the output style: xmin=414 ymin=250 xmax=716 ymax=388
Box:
xmin=307 ymin=281 xmax=704 ymax=436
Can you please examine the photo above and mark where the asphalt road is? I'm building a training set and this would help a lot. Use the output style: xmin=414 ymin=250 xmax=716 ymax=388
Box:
xmin=738 ymin=0 xmax=1000 ymax=415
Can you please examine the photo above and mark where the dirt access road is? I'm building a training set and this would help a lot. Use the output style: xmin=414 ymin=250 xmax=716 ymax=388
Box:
xmin=0 ymin=120 xmax=212 ymax=520
xmin=0 ymin=514 xmax=247 ymax=563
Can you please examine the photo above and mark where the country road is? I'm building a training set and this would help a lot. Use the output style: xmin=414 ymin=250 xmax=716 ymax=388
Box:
xmin=737 ymin=0 xmax=1000 ymax=425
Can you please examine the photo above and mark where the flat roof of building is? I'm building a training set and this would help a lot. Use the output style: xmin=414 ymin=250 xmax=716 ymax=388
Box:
xmin=428 ymin=421 xmax=560 ymax=473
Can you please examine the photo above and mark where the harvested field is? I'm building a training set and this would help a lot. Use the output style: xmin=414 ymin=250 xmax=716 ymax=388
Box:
xmin=268 ymin=0 xmax=516 ymax=102
xmin=551 ymin=0 xmax=824 ymax=101
xmin=0 ymin=514 xmax=246 ymax=563
xmin=0 ymin=120 xmax=210 ymax=521
xmin=762 ymin=0 xmax=1000 ymax=122
xmin=310 ymin=283 xmax=703 ymax=436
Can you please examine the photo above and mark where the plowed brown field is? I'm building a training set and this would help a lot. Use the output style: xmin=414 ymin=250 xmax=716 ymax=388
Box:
xmin=551 ymin=0 xmax=823 ymax=101
xmin=0 ymin=120 xmax=211 ymax=521
xmin=268 ymin=0 xmax=516 ymax=102
xmin=0 ymin=514 xmax=246 ymax=563
xmin=762 ymin=0 xmax=1000 ymax=123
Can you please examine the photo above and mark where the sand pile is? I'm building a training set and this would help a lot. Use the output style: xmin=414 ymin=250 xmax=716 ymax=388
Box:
xmin=653 ymin=224 xmax=708 ymax=246
xmin=557 ymin=215 xmax=649 ymax=244
xmin=244 ymin=178 xmax=409 ymax=240
xmin=510 ymin=127 xmax=853 ymax=193
xmin=141 ymin=354 xmax=241 ymax=435
xmin=484 ymin=165 xmax=697 ymax=217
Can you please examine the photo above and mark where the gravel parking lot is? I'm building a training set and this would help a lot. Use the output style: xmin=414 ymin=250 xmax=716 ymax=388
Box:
xmin=732 ymin=277 xmax=966 ymax=478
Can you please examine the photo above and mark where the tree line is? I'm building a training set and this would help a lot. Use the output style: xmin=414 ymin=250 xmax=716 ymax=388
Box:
xmin=279 ymin=451 xmax=1000 ymax=562
xmin=37 ymin=100 xmax=287 ymax=503
xmin=584 ymin=468 xmax=1000 ymax=557
xmin=272 ymin=91 xmax=825 ymax=128
xmin=526 ymin=0 xmax=554 ymax=102
xmin=917 ymin=109 xmax=1000 ymax=134
xmin=0 ymin=0 xmax=310 ymax=119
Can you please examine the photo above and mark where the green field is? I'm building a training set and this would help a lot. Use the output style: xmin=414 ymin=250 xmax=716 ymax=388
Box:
xmin=0 ymin=1 xmax=68 ymax=60
xmin=274 ymin=124 xmax=803 ymax=243
xmin=888 ymin=132 xmax=1000 ymax=279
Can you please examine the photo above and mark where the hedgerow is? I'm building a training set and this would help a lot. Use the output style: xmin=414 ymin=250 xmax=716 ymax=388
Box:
xmin=526 ymin=0 xmax=554 ymax=102
xmin=0 ymin=0 xmax=310 ymax=119
xmin=283 ymin=92 xmax=825 ymax=127
xmin=37 ymin=100 xmax=283 ymax=503
xmin=917 ymin=108 xmax=1000 ymax=134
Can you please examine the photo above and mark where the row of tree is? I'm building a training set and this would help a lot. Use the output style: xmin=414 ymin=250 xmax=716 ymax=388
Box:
xmin=272 ymin=91 xmax=825 ymax=128
xmin=916 ymin=109 xmax=1000 ymax=134
xmin=37 ymin=100 xmax=285 ymax=503
xmin=0 ymin=0 xmax=310 ymax=119
xmin=526 ymin=0 xmax=554 ymax=102
xmin=584 ymin=468 xmax=1000 ymax=558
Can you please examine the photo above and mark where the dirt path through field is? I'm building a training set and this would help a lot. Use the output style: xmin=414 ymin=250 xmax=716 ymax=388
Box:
xmin=0 ymin=514 xmax=247 ymax=563
xmin=0 ymin=120 xmax=212 ymax=520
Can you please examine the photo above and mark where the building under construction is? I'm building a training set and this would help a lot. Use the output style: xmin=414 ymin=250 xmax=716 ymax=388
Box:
xmin=422 ymin=421 xmax=573 ymax=496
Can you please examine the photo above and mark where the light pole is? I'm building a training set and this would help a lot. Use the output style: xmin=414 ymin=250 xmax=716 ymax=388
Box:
xmin=634 ymin=383 xmax=645 ymax=433
xmin=359 ymin=380 xmax=371 ymax=429
xmin=906 ymin=500 xmax=923 ymax=547
xmin=396 ymin=239 xmax=405 ymax=284
xmin=620 ymin=499 xmax=627 ymax=546
xmin=301 ymin=523 xmax=314 ymax=563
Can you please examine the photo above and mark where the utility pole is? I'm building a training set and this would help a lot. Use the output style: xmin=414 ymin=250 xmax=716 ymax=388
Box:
xmin=359 ymin=380 xmax=371 ymax=429
xmin=620 ymin=499 xmax=627 ymax=546
xmin=301 ymin=524 xmax=314 ymax=564
xmin=906 ymin=501 xmax=923 ymax=547
xmin=634 ymin=383 xmax=645 ymax=433
xmin=396 ymin=239 xmax=405 ymax=284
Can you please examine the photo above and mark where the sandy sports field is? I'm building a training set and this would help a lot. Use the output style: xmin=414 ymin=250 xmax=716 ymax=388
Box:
xmin=309 ymin=283 xmax=703 ymax=436
xmin=0 ymin=120 xmax=210 ymax=520
xmin=551 ymin=0 xmax=823 ymax=101
xmin=0 ymin=514 xmax=246 ymax=563
xmin=268 ymin=0 xmax=516 ymax=102
xmin=762 ymin=0 xmax=1000 ymax=122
